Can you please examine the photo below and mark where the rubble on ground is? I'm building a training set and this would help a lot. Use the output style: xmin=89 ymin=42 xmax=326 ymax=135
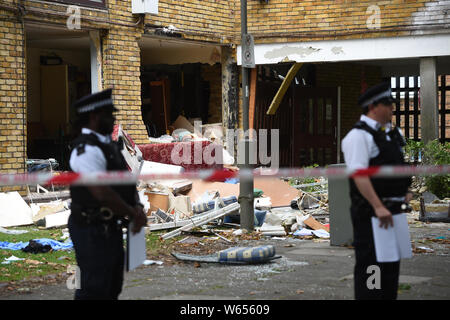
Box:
xmin=141 ymin=173 xmax=331 ymax=241
xmin=1 ymin=122 xmax=447 ymax=263
xmin=408 ymin=176 xmax=449 ymax=223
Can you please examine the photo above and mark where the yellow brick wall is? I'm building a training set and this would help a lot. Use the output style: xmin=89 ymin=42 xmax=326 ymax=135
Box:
xmin=0 ymin=4 xmax=27 ymax=192
xmin=242 ymin=0 xmax=445 ymax=43
xmin=0 ymin=0 xmax=448 ymax=184
xmin=145 ymin=0 xmax=237 ymax=43
xmin=103 ymin=0 xmax=148 ymax=144
xmin=22 ymin=0 xmax=109 ymax=28
xmin=103 ymin=28 xmax=148 ymax=144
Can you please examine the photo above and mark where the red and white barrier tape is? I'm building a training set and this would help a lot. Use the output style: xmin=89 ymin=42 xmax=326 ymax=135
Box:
xmin=0 ymin=165 xmax=448 ymax=187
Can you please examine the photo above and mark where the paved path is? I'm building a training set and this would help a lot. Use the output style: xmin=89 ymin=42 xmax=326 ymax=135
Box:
xmin=1 ymin=224 xmax=449 ymax=300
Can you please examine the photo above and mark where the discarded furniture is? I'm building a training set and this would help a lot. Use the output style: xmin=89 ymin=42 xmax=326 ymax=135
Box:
xmin=138 ymin=140 xmax=223 ymax=171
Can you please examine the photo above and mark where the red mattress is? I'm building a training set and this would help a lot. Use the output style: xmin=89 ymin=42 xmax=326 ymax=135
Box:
xmin=138 ymin=141 xmax=223 ymax=171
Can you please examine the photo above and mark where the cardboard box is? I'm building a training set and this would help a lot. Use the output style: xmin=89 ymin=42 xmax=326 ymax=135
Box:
xmin=145 ymin=191 xmax=169 ymax=213
xmin=303 ymin=216 xmax=330 ymax=232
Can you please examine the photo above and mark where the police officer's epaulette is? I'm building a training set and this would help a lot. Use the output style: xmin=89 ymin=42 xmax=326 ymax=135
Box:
xmin=353 ymin=121 xmax=390 ymax=143
xmin=71 ymin=134 xmax=102 ymax=156
xmin=353 ymin=121 xmax=379 ymax=136
xmin=388 ymin=127 xmax=406 ymax=147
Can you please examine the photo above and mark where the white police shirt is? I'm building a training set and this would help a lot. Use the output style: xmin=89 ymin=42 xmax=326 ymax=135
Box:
xmin=342 ymin=116 xmax=406 ymax=202
xmin=341 ymin=115 xmax=394 ymax=170
xmin=69 ymin=128 xmax=111 ymax=173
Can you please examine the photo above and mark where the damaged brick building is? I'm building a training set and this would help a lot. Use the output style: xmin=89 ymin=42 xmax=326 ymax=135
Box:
xmin=0 ymin=0 xmax=449 ymax=192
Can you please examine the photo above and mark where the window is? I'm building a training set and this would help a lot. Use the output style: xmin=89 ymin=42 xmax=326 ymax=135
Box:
xmin=46 ymin=0 xmax=106 ymax=9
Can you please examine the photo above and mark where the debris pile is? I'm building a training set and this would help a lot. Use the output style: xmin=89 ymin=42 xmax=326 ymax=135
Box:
xmin=0 ymin=191 xmax=71 ymax=230
xmin=1 ymin=120 xmax=446 ymax=264
xmin=408 ymin=176 xmax=449 ymax=223
xmin=140 ymin=173 xmax=330 ymax=242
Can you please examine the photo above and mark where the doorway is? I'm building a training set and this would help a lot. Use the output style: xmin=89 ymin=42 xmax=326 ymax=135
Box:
xmin=25 ymin=24 xmax=91 ymax=170
xmin=292 ymin=87 xmax=338 ymax=167
xmin=254 ymin=79 xmax=338 ymax=167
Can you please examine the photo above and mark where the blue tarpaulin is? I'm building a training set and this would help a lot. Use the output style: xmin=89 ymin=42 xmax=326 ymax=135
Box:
xmin=0 ymin=238 xmax=73 ymax=251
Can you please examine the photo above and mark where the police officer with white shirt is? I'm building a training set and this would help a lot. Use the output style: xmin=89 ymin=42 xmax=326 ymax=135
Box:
xmin=342 ymin=82 xmax=413 ymax=300
xmin=68 ymin=88 xmax=147 ymax=300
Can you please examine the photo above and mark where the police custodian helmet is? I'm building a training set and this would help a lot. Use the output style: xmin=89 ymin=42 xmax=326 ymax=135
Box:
xmin=72 ymin=88 xmax=118 ymax=114
xmin=358 ymin=82 xmax=395 ymax=108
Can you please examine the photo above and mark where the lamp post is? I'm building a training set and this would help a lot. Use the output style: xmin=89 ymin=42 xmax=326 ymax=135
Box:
xmin=239 ymin=0 xmax=254 ymax=231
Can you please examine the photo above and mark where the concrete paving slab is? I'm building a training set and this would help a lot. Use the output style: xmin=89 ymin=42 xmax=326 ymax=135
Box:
xmin=286 ymin=247 xmax=353 ymax=257
xmin=0 ymin=224 xmax=448 ymax=301
xmin=282 ymin=239 xmax=354 ymax=257
xmin=339 ymin=274 xmax=432 ymax=284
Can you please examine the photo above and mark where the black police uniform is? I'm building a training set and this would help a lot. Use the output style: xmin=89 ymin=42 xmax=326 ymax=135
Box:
xmin=68 ymin=133 xmax=138 ymax=300
xmin=349 ymin=121 xmax=411 ymax=300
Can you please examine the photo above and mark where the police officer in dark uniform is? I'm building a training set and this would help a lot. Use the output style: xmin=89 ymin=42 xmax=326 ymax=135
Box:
xmin=68 ymin=88 xmax=147 ymax=300
xmin=342 ymin=83 xmax=413 ymax=300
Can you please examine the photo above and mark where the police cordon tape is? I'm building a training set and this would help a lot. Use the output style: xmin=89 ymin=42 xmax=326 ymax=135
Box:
xmin=0 ymin=165 xmax=449 ymax=187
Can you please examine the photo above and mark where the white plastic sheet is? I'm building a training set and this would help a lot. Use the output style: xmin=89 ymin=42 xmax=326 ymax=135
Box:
xmin=140 ymin=160 xmax=184 ymax=175
xmin=0 ymin=192 xmax=33 ymax=227
xmin=2 ymin=255 xmax=25 ymax=265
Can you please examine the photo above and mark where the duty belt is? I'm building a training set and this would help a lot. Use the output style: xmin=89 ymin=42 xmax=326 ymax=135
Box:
xmin=381 ymin=196 xmax=405 ymax=202
xmin=70 ymin=204 xmax=116 ymax=225
xmin=381 ymin=199 xmax=411 ymax=213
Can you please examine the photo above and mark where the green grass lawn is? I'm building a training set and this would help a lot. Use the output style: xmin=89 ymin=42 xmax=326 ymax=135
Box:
xmin=0 ymin=226 xmax=181 ymax=284
xmin=0 ymin=226 xmax=76 ymax=283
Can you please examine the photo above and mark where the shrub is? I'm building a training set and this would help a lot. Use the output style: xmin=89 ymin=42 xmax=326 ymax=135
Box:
xmin=288 ymin=164 xmax=327 ymax=193
xmin=422 ymin=140 xmax=450 ymax=199
xmin=406 ymin=139 xmax=450 ymax=199
xmin=404 ymin=139 xmax=424 ymax=164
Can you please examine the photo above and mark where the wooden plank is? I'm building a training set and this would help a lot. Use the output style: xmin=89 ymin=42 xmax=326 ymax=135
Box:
xmin=303 ymin=216 xmax=329 ymax=232
xmin=153 ymin=179 xmax=192 ymax=195
xmin=24 ymin=190 xmax=70 ymax=204
xmin=266 ymin=63 xmax=303 ymax=115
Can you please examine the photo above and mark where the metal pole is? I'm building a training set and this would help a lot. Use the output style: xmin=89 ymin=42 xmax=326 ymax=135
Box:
xmin=239 ymin=0 xmax=254 ymax=231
